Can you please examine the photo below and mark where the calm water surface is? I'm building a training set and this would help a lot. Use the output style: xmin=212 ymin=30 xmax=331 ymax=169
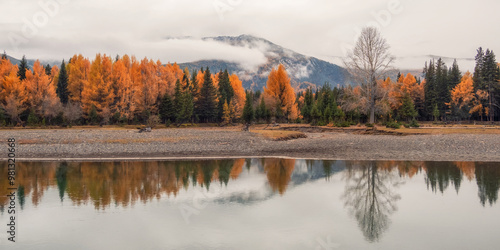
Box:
xmin=0 ymin=159 xmax=499 ymax=250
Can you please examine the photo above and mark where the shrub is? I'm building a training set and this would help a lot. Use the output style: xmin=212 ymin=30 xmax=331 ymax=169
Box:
xmin=385 ymin=121 xmax=401 ymax=129
xmin=336 ymin=121 xmax=351 ymax=127
xmin=112 ymin=112 xmax=121 ymax=124
xmin=146 ymin=115 xmax=161 ymax=128
xmin=27 ymin=110 xmax=39 ymax=126
xmin=409 ymin=118 xmax=420 ymax=128
xmin=317 ymin=121 xmax=327 ymax=126
xmin=88 ymin=105 xmax=99 ymax=125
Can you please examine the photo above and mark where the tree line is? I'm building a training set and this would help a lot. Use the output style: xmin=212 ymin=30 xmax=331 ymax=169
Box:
xmin=0 ymin=52 xmax=248 ymax=126
xmin=0 ymin=47 xmax=499 ymax=128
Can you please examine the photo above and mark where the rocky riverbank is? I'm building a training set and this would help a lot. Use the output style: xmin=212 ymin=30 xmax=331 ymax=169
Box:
xmin=1 ymin=127 xmax=499 ymax=162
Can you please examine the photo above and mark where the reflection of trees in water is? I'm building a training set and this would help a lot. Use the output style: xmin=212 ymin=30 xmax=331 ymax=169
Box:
xmin=475 ymin=162 xmax=500 ymax=206
xmin=305 ymin=160 xmax=337 ymax=181
xmin=423 ymin=162 xmax=500 ymax=206
xmin=0 ymin=162 xmax=56 ymax=210
xmin=425 ymin=162 xmax=463 ymax=193
xmin=0 ymin=160 xmax=498 ymax=211
xmin=264 ymin=159 xmax=295 ymax=195
xmin=342 ymin=161 xmax=402 ymax=242
xmin=0 ymin=160 xmax=246 ymax=210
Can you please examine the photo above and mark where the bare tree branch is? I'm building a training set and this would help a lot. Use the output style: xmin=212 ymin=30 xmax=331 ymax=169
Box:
xmin=343 ymin=27 xmax=395 ymax=123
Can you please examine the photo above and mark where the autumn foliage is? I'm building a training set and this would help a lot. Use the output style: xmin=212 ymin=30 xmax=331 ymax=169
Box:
xmin=0 ymin=49 xmax=497 ymax=126
xmin=0 ymin=58 xmax=27 ymax=123
xmin=264 ymin=64 xmax=298 ymax=121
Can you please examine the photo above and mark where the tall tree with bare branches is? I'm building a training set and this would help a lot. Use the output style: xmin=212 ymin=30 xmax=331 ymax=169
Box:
xmin=343 ymin=27 xmax=394 ymax=123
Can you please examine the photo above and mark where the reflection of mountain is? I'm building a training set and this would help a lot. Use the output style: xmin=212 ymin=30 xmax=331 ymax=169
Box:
xmin=0 ymin=160 xmax=499 ymax=212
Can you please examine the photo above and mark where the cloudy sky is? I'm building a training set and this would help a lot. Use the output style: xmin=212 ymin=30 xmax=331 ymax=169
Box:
xmin=1 ymin=0 xmax=499 ymax=70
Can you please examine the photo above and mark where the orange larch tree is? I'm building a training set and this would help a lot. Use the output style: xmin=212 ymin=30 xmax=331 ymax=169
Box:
xmin=129 ymin=56 xmax=144 ymax=117
xmin=159 ymin=63 xmax=183 ymax=97
xmin=263 ymin=64 xmax=297 ymax=121
xmin=0 ymin=58 xmax=27 ymax=123
xmin=138 ymin=58 xmax=160 ymax=114
xmin=402 ymin=73 xmax=424 ymax=111
xmin=113 ymin=57 xmax=137 ymax=120
xmin=67 ymin=54 xmax=90 ymax=104
xmin=49 ymin=65 xmax=59 ymax=89
xmin=23 ymin=61 xmax=60 ymax=118
xmin=229 ymin=74 xmax=246 ymax=119
xmin=448 ymin=71 xmax=475 ymax=119
xmin=81 ymin=54 xmax=115 ymax=119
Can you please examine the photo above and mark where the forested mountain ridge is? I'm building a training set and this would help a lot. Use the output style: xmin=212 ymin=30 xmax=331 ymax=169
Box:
xmin=179 ymin=34 xmax=347 ymax=91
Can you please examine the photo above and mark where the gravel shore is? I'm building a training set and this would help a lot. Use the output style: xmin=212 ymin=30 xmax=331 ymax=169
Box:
xmin=1 ymin=127 xmax=500 ymax=162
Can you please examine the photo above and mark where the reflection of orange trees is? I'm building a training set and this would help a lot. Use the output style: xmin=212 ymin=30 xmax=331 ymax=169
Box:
xmin=1 ymin=160 xmax=497 ymax=210
xmin=454 ymin=162 xmax=476 ymax=181
xmin=263 ymin=159 xmax=295 ymax=195
xmin=230 ymin=159 xmax=245 ymax=180
xmin=375 ymin=161 xmax=423 ymax=178
xmin=0 ymin=162 xmax=57 ymax=209
xmin=0 ymin=160 xmax=246 ymax=210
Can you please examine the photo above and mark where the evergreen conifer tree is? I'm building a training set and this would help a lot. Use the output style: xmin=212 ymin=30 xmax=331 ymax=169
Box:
xmin=196 ymin=68 xmax=217 ymax=122
xmin=159 ymin=93 xmax=174 ymax=124
xmin=56 ymin=60 xmax=69 ymax=104
xmin=217 ymin=69 xmax=234 ymax=122
xmin=242 ymin=92 xmax=254 ymax=124
xmin=18 ymin=55 xmax=29 ymax=81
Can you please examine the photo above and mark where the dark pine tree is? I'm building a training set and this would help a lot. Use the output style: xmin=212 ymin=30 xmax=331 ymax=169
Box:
xmin=473 ymin=47 xmax=485 ymax=91
xmin=18 ymin=55 xmax=29 ymax=81
xmin=159 ymin=93 xmax=175 ymax=124
xmin=173 ymin=79 xmax=184 ymax=124
xmin=1 ymin=51 xmax=7 ymax=59
xmin=256 ymin=97 xmax=269 ymax=123
xmin=242 ymin=92 xmax=254 ymax=124
xmin=482 ymin=49 xmax=499 ymax=121
xmin=45 ymin=64 xmax=52 ymax=76
xmin=473 ymin=48 xmax=500 ymax=121
xmin=190 ymin=70 xmax=199 ymax=101
xmin=217 ymin=69 xmax=234 ymax=122
xmin=182 ymin=89 xmax=194 ymax=125
xmin=424 ymin=60 xmax=437 ymax=120
xmin=448 ymin=59 xmax=462 ymax=90
xmin=435 ymin=58 xmax=449 ymax=118
xmin=301 ymin=87 xmax=314 ymax=123
xmin=56 ymin=60 xmax=69 ymax=104
xmin=196 ymin=68 xmax=218 ymax=123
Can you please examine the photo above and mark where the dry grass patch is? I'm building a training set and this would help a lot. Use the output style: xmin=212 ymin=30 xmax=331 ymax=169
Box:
xmin=251 ymin=129 xmax=307 ymax=141
xmin=378 ymin=126 xmax=500 ymax=135
xmin=17 ymin=139 xmax=43 ymax=144
xmin=101 ymin=137 xmax=190 ymax=144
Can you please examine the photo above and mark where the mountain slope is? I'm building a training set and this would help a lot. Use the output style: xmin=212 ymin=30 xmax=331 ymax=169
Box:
xmin=179 ymin=35 xmax=347 ymax=91
xmin=3 ymin=55 xmax=60 ymax=70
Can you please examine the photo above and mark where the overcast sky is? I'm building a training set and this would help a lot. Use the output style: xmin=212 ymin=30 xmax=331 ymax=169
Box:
xmin=1 ymin=0 xmax=499 ymax=70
